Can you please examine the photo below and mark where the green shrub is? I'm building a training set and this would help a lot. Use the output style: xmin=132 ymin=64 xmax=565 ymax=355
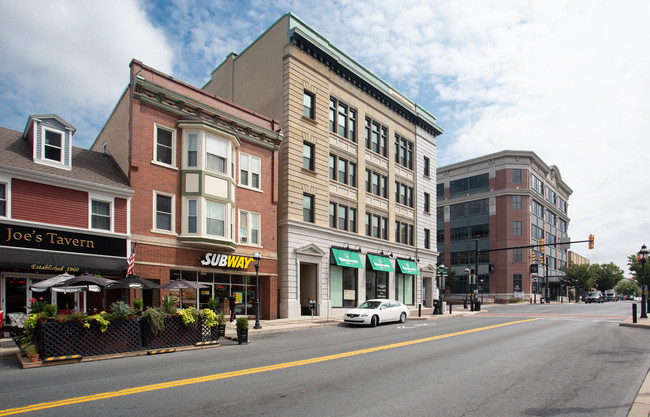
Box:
xmin=177 ymin=307 xmax=200 ymax=328
xmin=236 ymin=316 xmax=248 ymax=330
xmin=143 ymin=307 xmax=166 ymax=336
xmin=109 ymin=300 xmax=134 ymax=318
xmin=203 ymin=309 xmax=217 ymax=327
xmin=132 ymin=298 xmax=143 ymax=311
xmin=161 ymin=295 xmax=176 ymax=314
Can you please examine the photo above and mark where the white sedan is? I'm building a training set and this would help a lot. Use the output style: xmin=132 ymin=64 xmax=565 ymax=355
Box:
xmin=344 ymin=299 xmax=410 ymax=327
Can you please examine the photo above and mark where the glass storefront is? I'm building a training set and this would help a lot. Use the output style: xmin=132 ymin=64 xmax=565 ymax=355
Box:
xmin=170 ymin=270 xmax=257 ymax=316
xmin=395 ymin=259 xmax=420 ymax=305
xmin=366 ymin=254 xmax=393 ymax=299
xmin=330 ymin=249 xmax=363 ymax=308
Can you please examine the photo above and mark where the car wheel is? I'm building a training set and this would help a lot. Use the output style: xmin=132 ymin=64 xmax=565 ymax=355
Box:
xmin=370 ymin=315 xmax=379 ymax=327
xmin=399 ymin=312 xmax=407 ymax=323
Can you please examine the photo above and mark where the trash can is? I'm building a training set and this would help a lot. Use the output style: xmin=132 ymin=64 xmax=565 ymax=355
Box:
xmin=473 ymin=300 xmax=481 ymax=311
xmin=433 ymin=299 xmax=440 ymax=315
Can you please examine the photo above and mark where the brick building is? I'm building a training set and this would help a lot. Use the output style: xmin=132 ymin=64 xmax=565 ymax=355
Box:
xmin=437 ymin=150 xmax=572 ymax=303
xmin=93 ymin=60 xmax=283 ymax=318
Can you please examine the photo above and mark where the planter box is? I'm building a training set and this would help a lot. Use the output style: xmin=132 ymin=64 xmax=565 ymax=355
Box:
xmin=39 ymin=318 xmax=142 ymax=357
xmin=143 ymin=316 xmax=203 ymax=349
xmin=38 ymin=316 xmax=215 ymax=358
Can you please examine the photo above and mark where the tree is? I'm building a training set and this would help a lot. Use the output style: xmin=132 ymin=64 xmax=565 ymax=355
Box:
xmin=445 ymin=268 xmax=459 ymax=292
xmin=628 ymin=253 xmax=650 ymax=289
xmin=560 ymin=262 xmax=596 ymax=301
xmin=615 ymin=279 xmax=640 ymax=297
xmin=593 ymin=262 xmax=625 ymax=292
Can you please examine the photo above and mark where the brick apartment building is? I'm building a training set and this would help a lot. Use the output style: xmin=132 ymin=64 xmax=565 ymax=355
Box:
xmin=93 ymin=60 xmax=282 ymax=319
xmin=437 ymin=150 xmax=572 ymax=303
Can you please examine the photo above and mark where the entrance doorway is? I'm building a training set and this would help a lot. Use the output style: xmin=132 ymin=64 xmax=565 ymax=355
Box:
xmin=300 ymin=263 xmax=317 ymax=315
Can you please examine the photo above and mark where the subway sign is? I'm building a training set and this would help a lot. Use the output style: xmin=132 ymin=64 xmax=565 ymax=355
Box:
xmin=200 ymin=252 xmax=255 ymax=269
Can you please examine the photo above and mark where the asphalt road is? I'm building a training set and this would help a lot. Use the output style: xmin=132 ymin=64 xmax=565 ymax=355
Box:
xmin=0 ymin=302 xmax=648 ymax=417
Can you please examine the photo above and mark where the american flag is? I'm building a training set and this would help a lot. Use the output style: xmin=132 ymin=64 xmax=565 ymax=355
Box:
xmin=126 ymin=242 xmax=136 ymax=276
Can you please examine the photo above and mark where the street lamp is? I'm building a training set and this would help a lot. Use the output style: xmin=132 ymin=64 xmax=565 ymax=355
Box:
xmin=253 ymin=252 xmax=262 ymax=329
xmin=437 ymin=264 xmax=446 ymax=315
xmin=638 ymin=245 xmax=648 ymax=319
xmin=464 ymin=267 xmax=470 ymax=309
xmin=533 ymin=277 xmax=537 ymax=304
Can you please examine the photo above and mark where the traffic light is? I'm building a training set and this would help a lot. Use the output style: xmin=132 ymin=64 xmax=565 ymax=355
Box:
xmin=540 ymin=254 xmax=545 ymax=265
xmin=540 ymin=238 xmax=545 ymax=252
xmin=588 ymin=234 xmax=595 ymax=250
xmin=531 ymin=252 xmax=536 ymax=263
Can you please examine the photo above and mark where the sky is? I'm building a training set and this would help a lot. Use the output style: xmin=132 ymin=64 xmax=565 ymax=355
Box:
xmin=1 ymin=0 xmax=649 ymax=274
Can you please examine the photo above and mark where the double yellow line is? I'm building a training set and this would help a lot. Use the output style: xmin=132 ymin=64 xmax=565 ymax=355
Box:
xmin=0 ymin=318 xmax=536 ymax=416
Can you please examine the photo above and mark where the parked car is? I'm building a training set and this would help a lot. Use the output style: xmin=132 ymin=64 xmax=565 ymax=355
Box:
xmin=585 ymin=292 xmax=605 ymax=303
xmin=605 ymin=291 xmax=617 ymax=302
xmin=344 ymin=299 xmax=410 ymax=327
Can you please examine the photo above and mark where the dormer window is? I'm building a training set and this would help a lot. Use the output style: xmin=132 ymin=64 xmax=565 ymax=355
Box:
xmin=44 ymin=128 xmax=63 ymax=162
xmin=25 ymin=115 xmax=75 ymax=170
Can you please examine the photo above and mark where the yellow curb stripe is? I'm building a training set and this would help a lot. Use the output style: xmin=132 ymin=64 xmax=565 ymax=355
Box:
xmin=0 ymin=318 xmax=537 ymax=416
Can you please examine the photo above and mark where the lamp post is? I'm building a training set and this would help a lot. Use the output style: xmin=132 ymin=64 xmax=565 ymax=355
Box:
xmin=533 ymin=277 xmax=537 ymax=304
xmin=253 ymin=252 xmax=262 ymax=329
xmin=638 ymin=245 xmax=648 ymax=319
xmin=437 ymin=264 xmax=446 ymax=315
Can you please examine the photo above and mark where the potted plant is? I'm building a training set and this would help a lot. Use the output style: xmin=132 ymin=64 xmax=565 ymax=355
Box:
xmin=235 ymin=317 xmax=248 ymax=344
xmin=24 ymin=343 xmax=39 ymax=363
xmin=216 ymin=311 xmax=226 ymax=338
xmin=207 ymin=298 xmax=218 ymax=312
xmin=132 ymin=298 xmax=143 ymax=315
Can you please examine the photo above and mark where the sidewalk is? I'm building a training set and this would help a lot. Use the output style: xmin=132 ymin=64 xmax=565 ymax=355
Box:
xmin=620 ymin=317 xmax=650 ymax=417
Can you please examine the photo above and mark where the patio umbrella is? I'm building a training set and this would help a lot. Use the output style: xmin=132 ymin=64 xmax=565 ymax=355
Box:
xmin=31 ymin=273 xmax=75 ymax=292
xmin=159 ymin=279 xmax=208 ymax=308
xmin=55 ymin=273 xmax=119 ymax=288
xmin=108 ymin=274 xmax=159 ymax=290
xmin=108 ymin=275 xmax=160 ymax=307
xmin=52 ymin=273 xmax=119 ymax=311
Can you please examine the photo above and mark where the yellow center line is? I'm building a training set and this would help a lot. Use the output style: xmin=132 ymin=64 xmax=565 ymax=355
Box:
xmin=0 ymin=318 xmax=537 ymax=416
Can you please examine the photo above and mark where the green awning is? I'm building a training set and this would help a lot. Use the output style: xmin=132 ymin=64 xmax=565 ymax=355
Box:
xmin=331 ymin=249 xmax=363 ymax=268
xmin=367 ymin=254 xmax=394 ymax=272
xmin=396 ymin=259 xmax=420 ymax=275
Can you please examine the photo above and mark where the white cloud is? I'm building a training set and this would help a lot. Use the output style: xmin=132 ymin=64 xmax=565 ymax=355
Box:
xmin=1 ymin=0 xmax=648 ymax=272
xmin=0 ymin=0 xmax=174 ymax=147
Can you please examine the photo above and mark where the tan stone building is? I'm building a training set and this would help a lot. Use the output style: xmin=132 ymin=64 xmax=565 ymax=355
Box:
xmin=204 ymin=13 xmax=443 ymax=318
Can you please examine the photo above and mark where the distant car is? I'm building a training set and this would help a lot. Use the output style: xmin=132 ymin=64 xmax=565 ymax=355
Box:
xmin=585 ymin=293 xmax=604 ymax=303
xmin=344 ymin=299 xmax=410 ymax=327
xmin=605 ymin=292 xmax=617 ymax=302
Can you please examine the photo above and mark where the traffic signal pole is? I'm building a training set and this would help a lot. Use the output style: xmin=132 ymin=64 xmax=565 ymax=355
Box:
xmin=477 ymin=236 xmax=594 ymax=303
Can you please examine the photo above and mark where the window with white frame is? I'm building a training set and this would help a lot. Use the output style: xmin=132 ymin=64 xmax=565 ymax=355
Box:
xmin=187 ymin=199 xmax=197 ymax=233
xmin=239 ymin=210 xmax=260 ymax=245
xmin=44 ymin=128 xmax=63 ymax=162
xmin=0 ymin=183 xmax=6 ymax=217
xmin=206 ymin=201 xmax=225 ymax=236
xmin=206 ymin=135 xmax=228 ymax=174
xmin=155 ymin=193 xmax=173 ymax=231
xmin=240 ymin=153 xmax=261 ymax=189
xmin=155 ymin=124 xmax=175 ymax=166
xmin=91 ymin=200 xmax=111 ymax=230
xmin=187 ymin=133 xmax=198 ymax=167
